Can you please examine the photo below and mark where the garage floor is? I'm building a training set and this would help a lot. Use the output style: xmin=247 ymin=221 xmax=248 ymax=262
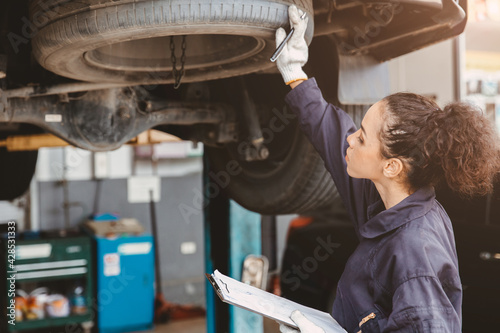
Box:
xmin=147 ymin=316 xmax=281 ymax=333
xmin=152 ymin=318 xmax=206 ymax=333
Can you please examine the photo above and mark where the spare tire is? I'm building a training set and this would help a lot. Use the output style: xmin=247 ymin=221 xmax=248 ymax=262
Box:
xmin=30 ymin=0 xmax=314 ymax=84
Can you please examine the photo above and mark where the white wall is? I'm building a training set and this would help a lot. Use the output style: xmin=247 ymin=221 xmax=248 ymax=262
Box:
xmin=0 ymin=201 xmax=24 ymax=226
xmin=388 ymin=39 xmax=456 ymax=107
xmin=35 ymin=142 xmax=203 ymax=182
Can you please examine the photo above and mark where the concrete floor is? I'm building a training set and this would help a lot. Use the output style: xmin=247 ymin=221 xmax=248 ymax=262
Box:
xmin=153 ymin=317 xmax=206 ymax=333
xmin=150 ymin=316 xmax=281 ymax=333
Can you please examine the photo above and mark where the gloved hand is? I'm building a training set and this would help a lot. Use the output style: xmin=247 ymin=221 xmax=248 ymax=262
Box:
xmin=279 ymin=310 xmax=326 ymax=333
xmin=275 ymin=5 xmax=309 ymax=85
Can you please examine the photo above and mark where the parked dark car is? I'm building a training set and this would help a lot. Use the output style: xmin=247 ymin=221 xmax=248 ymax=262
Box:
xmin=280 ymin=179 xmax=500 ymax=332
xmin=0 ymin=0 xmax=467 ymax=215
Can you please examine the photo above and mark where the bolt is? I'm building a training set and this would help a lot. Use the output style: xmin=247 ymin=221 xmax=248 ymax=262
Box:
xmin=480 ymin=252 xmax=492 ymax=261
xmin=122 ymin=88 xmax=133 ymax=97
xmin=259 ymin=146 xmax=269 ymax=160
xmin=118 ymin=106 xmax=130 ymax=119
xmin=138 ymin=100 xmax=151 ymax=112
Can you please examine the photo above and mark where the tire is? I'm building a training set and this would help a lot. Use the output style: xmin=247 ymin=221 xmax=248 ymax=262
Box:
xmin=0 ymin=149 xmax=38 ymax=201
xmin=204 ymin=74 xmax=338 ymax=215
xmin=206 ymin=127 xmax=339 ymax=215
xmin=30 ymin=0 xmax=314 ymax=84
xmin=201 ymin=36 xmax=368 ymax=215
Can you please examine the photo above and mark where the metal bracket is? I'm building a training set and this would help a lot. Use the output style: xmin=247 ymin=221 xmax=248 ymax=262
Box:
xmin=239 ymin=79 xmax=269 ymax=161
xmin=0 ymin=88 xmax=7 ymax=114
xmin=338 ymin=54 xmax=390 ymax=105
xmin=0 ymin=54 xmax=6 ymax=80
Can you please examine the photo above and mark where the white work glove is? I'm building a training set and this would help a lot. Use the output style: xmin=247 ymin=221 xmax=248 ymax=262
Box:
xmin=275 ymin=5 xmax=309 ymax=85
xmin=279 ymin=310 xmax=326 ymax=333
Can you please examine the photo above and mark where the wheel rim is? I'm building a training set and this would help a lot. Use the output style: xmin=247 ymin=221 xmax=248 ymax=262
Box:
xmin=85 ymin=35 xmax=266 ymax=72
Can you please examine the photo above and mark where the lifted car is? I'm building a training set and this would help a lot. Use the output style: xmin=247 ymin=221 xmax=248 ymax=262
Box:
xmin=0 ymin=0 xmax=466 ymax=214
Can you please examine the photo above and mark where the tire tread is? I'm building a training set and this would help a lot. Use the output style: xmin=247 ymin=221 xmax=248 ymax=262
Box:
xmin=32 ymin=0 xmax=312 ymax=83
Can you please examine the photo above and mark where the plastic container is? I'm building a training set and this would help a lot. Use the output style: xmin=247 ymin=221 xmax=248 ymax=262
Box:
xmin=45 ymin=294 xmax=70 ymax=317
xmin=69 ymin=283 xmax=88 ymax=315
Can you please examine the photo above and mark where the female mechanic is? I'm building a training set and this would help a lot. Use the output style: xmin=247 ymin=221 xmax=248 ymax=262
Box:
xmin=275 ymin=5 xmax=500 ymax=333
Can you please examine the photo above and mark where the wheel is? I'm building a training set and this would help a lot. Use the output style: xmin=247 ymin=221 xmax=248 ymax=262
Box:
xmin=0 ymin=125 xmax=40 ymax=201
xmin=203 ymin=35 xmax=369 ymax=215
xmin=206 ymin=128 xmax=339 ymax=215
xmin=0 ymin=148 xmax=38 ymax=200
xmin=205 ymin=74 xmax=339 ymax=215
xmin=30 ymin=0 xmax=314 ymax=84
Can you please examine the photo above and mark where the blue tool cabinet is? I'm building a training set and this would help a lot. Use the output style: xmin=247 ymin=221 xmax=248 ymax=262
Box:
xmin=94 ymin=235 xmax=154 ymax=333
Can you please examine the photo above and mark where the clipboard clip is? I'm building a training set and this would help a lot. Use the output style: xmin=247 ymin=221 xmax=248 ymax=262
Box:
xmin=206 ymin=273 xmax=221 ymax=293
xmin=205 ymin=273 xmax=230 ymax=294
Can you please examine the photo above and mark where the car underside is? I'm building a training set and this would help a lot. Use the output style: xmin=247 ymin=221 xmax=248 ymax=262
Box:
xmin=0 ymin=0 xmax=467 ymax=213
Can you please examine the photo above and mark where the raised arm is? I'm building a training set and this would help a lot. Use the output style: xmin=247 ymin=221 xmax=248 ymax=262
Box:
xmin=275 ymin=5 xmax=378 ymax=232
xmin=286 ymin=79 xmax=378 ymax=233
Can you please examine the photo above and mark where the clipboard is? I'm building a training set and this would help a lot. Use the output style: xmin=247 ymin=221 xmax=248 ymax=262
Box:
xmin=206 ymin=270 xmax=346 ymax=333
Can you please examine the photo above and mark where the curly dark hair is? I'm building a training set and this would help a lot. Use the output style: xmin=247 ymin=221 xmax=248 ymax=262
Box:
xmin=380 ymin=92 xmax=500 ymax=197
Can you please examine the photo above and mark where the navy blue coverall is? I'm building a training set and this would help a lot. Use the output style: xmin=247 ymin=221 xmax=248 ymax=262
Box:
xmin=285 ymin=78 xmax=462 ymax=332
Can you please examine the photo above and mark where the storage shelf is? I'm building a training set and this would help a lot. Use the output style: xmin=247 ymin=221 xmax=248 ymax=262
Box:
xmin=2 ymin=236 xmax=94 ymax=332
xmin=11 ymin=313 xmax=92 ymax=331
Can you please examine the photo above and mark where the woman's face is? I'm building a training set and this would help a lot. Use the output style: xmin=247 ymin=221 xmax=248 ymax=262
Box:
xmin=345 ymin=101 xmax=387 ymax=181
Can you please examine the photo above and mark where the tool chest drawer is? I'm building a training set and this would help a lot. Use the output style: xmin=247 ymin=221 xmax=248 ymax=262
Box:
xmin=1 ymin=235 xmax=94 ymax=332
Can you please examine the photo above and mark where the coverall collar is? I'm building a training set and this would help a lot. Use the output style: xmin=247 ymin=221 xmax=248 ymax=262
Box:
xmin=360 ymin=186 xmax=436 ymax=239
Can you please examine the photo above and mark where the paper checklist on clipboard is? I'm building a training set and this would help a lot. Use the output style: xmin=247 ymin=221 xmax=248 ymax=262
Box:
xmin=206 ymin=270 xmax=346 ymax=333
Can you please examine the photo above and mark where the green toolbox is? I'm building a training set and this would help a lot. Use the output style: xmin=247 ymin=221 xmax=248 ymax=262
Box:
xmin=1 ymin=233 xmax=94 ymax=333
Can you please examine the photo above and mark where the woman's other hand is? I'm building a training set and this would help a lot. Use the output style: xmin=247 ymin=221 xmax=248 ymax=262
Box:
xmin=279 ymin=310 xmax=326 ymax=333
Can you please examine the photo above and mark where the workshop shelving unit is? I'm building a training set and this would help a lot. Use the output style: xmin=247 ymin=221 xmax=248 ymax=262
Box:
xmin=1 ymin=235 xmax=94 ymax=333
